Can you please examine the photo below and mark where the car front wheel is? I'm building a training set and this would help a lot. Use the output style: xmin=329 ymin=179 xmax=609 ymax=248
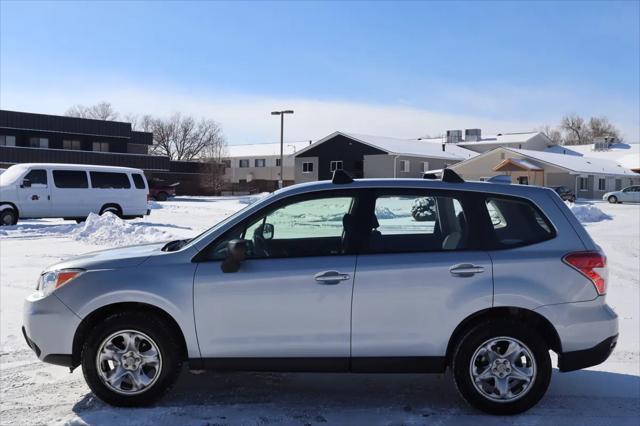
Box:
xmin=0 ymin=208 xmax=18 ymax=226
xmin=452 ymin=320 xmax=551 ymax=415
xmin=81 ymin=312 xmax=183 ymax=406
xmin=608 ymin=195 xmax=618 ymax=204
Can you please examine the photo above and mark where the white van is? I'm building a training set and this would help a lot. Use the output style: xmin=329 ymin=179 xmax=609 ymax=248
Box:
xmin=0 ymin=163 xmax=150 ymax=225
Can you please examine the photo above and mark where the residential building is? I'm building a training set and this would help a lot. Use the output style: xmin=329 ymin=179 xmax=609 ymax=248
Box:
xmin=449 ymin=146 xmax=640 ymax=198
xmin=419 ymin=129 xmax=556 ymax=153
xmin=223 ymin=142 xmax=310 ymax=192
xmin=293 ymin=131 xmax=478 ymax=183
xmin=0 ymin=110 xmax=215 ymax=194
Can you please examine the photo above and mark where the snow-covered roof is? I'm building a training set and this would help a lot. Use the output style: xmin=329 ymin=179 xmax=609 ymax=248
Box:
xmin=507 ymin=148 xmax=637 ymax=176
xmin=226 ymin=142 xmax=310 ymax=158
xmin=295 ymin=131 xmax=478 ymax=160
xmin=419 ymin=131 xmax=545 ymax=146
xmin=544 ymin=145 xmax=583 ymax=156
xmin=494 ymin=158 xmax=543 ymax=171
xmin=566 ymin=143 xmax=640 ymax=170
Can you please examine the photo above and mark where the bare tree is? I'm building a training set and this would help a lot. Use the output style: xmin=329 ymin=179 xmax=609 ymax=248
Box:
xmin=588 ymin=116 xmax=621 ymax=140
xmin=148 ymin=113 xmax=226 ymax=161
xmin=538 ymin=125 xmax=563 ymax=145
xmin=560 ymin=114 xmax=591 ymax=145
xmin=65 ymin=101 xmax=119 ymax=121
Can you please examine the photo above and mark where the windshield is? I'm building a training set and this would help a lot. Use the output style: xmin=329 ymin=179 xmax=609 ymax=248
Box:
xmin=184 ymin=192 xmax=277 ymax=249
xmin=0 ymin=165 xmax=28 ymax=186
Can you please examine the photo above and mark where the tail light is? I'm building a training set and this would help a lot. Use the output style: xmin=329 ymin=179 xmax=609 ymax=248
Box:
xmin=563 ymin=251 xmax=608 ymax=295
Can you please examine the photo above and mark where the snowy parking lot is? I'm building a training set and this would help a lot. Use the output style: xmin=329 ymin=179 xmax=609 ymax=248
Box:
xmin=1 ymin=196 xmax=638 ymax=425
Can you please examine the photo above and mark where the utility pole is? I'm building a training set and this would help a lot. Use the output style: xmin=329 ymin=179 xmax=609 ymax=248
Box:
xmin=270 ymin=110 xmax=294 ymax=188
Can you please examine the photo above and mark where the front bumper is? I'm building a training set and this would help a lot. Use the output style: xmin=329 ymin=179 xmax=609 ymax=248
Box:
xmin=558 ymin=334 xmax=618 ymax=372
xmin=22 ymin=292 xmax=81 ymax=367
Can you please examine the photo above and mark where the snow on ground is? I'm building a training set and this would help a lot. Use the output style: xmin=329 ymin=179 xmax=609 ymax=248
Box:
xmin=1 ymin=196 xmax=638 ymax=425
xmin=565 ymin=201 xmax=612 ymax=223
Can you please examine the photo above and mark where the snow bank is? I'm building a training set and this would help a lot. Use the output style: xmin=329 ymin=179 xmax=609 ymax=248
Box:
xmin=566 ymin=202 xmax=612 ymax=223
xmin=72 ymin=212 xmax=172 ymax=246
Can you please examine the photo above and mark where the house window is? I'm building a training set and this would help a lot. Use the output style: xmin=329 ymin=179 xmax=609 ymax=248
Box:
xmin=399 ymin=160 xmax=410 ymax=173
xmin=598 ymin=178 xmax=606 ymax=191
xmin=615 ymin=179 xmax=622 ymax=191
xmin=239 ymin=159 xmax=250 ymax=168
xmin=276 ymin=158 xmax=282 ymax=167
xmin=29 ymin=137 xmax=48 ymax=148
xmin=422 ymin=161 xmax=430 ymax=172
xmin=330 ymin=161 xmax=343 ymax=172
xmin=0 ymin=135 xmax=16 ymax=146
xmin=63 ymin=139 xmax=81 ymax=150
xmin=517 ymin=176 xmax=529 ymax=185
xmin=578 ymin=177 xmax=589 ymax=191
xmin=92 ymin=142 xmax=109 ymax=152
xmin=302 ymin=162 xmax=314 ymax=173
xmin=255 ymin=159 xmax=266 ymax=168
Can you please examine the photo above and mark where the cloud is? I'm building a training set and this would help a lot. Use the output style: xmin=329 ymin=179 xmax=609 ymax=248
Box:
xmin=1 ymin=82 xmax=638 ymax=143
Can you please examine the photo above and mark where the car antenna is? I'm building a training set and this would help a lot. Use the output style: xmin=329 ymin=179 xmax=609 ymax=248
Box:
xmin=441 ymin=168 xmax=465 ymax=183
xmin=332 ymin=169 xmax=354 ymax=184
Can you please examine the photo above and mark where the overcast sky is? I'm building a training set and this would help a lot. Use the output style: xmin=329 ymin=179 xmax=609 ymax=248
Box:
xmin=1 ymin=1 xmax=638 ymax=144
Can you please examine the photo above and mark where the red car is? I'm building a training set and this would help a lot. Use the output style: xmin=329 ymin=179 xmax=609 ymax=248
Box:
xmin=149 ymin=182 xmax=179 ymax=201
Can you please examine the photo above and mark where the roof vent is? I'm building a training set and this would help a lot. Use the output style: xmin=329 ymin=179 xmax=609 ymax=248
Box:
xmin=441 ymin=168 xmax=465 ymax=183
xmin=446 ymin=130 xmax=463 ymax=143
xmin=465 ymin=128 xmax=481 ymax=142
xmin=332 ymin=169 xmax=354 ymax=184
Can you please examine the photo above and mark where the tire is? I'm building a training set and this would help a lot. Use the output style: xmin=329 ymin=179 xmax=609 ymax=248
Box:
xmin=452 ymin=319 xmax=551 ymax=415
xmin=155 ymin=192 xmax=168 ymax=202
xmin=99 ymin=205 xmax=122 ymax=218
xmin=81 ymin=312 xmax=183 ymax=407
xmin=0 ymin=208 xmax=18 ymax=226
xmin=608 ymin=195 xmax=618 ymax=204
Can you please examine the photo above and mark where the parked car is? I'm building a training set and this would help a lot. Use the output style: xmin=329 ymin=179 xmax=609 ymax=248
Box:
xmin=603 ymin=186 xmax=640 ymax=204
xmin=149 ymin=181 xmax=179 ymax=201
xmin=0 ymin=163 xmax=150 ymax=225
xmin=552 ymin=186 xmax=576 ymax=203
xmin=23 ymin=170 xmax=617 ymax=414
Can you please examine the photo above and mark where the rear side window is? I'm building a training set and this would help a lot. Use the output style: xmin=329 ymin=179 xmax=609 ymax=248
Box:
xmin=24 ymin=169 xmax=47 ymax=186
xmin=132 ymin=173 xmax=146 ymax=189
xmin=53 ymin=170 xmax=89 ymax=188
xmin=368 ymin=193 xmax=470 ymax=253
xmin=90 ymin=172 xmax=131 ymax=189
xmin=484 ymin=198 xmax=554 ymax=248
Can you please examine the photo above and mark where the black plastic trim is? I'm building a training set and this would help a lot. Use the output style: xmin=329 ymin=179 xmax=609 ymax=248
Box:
xmin=43 ymin=354 xmax=74 ymax=367
xmin=22 ymin=326 xmax=41 ymax=357
xmin=558 ymin=334 xmax=617 ymax=372
xmin=188 ymin=356 xmax=447 ymax=373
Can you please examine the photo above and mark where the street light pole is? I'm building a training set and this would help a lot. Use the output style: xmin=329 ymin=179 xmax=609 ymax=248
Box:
xmin=271 ymin=109 xmax=294 ymax=188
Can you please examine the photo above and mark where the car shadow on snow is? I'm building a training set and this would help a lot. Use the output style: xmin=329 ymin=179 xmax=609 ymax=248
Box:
xmin=69 ymin=368 xmax=640 ymax=425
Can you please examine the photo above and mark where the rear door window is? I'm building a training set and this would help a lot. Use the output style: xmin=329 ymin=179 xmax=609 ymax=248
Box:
xmin=52 ymin=170 xmax=89 ymax=188
xmin=132 ymin=173 xmax=146 ymax=189
xmin=90 ymin=172 xmax=131 ymax=189
xmin=484 ymin=197 xmax=554 ymax=248
xmin=367 ymin=192 xmax=470 ymax=253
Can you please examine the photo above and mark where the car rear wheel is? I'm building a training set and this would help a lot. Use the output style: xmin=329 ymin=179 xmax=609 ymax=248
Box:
xmin=0 ymin=208 xmax=18 ymax=226
xmin=608 ymin=195 xmax=618 ymax=204
xmin=81 ymin=312 xmax=183 ymax=406
xmin=452 ymin=320 xmax=551 ymax=415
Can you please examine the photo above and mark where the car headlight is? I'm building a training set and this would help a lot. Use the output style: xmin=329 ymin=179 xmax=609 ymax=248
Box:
xmin=36 ymin=269 xmax=85 ymax=297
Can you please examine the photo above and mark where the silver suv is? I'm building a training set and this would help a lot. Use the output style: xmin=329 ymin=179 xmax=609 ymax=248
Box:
xmin=23 ymin=170 xmax=618 ymax=414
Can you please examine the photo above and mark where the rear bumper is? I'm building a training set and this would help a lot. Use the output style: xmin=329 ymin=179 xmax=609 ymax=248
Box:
xmin=558 ymin=334 xmax=618 ymax=372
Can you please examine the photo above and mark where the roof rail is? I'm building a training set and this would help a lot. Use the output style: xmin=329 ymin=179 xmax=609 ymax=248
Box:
xmin=441 ymin=168 xmax=465 ymax=183
xmin=486 ymin=175 xmax=511 ymax=184
xmin=332 ymin=169 xmax=354 ymax=184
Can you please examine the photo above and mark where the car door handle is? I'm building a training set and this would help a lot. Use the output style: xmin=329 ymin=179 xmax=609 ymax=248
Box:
xmin=31 ymin=195 xmax=39 ymax=201
xmin=449 ymin=264 xmax=485 ymax=276
xmin=314 ymin=270 xmax=351 ymax=285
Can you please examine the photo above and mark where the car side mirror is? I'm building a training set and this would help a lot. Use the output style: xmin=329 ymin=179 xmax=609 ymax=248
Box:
xmin=221 ymin=239 xmax=247 ymax=273
xmin=261 ymin=223 xmax=274 ymax=240
xmin=21 ymin=178 xmax=31 ymax=188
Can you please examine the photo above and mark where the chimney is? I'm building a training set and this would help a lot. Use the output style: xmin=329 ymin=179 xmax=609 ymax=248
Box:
xmin=446 ymin=130 xmax=462 ymax=143
xmin=465 ymin=128 xmax=481 ymax=142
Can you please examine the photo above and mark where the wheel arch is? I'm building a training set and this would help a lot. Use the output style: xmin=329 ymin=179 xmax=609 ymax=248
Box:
xmin=445 ymin=306 xmax=562 ymax=365
xmin=99 ymin=203 xmax=123 ymax=216
xmin=71 ymin=302 xmax=188 ymax=369
xmin=0 ymin=201 xmax=19 ymax=216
